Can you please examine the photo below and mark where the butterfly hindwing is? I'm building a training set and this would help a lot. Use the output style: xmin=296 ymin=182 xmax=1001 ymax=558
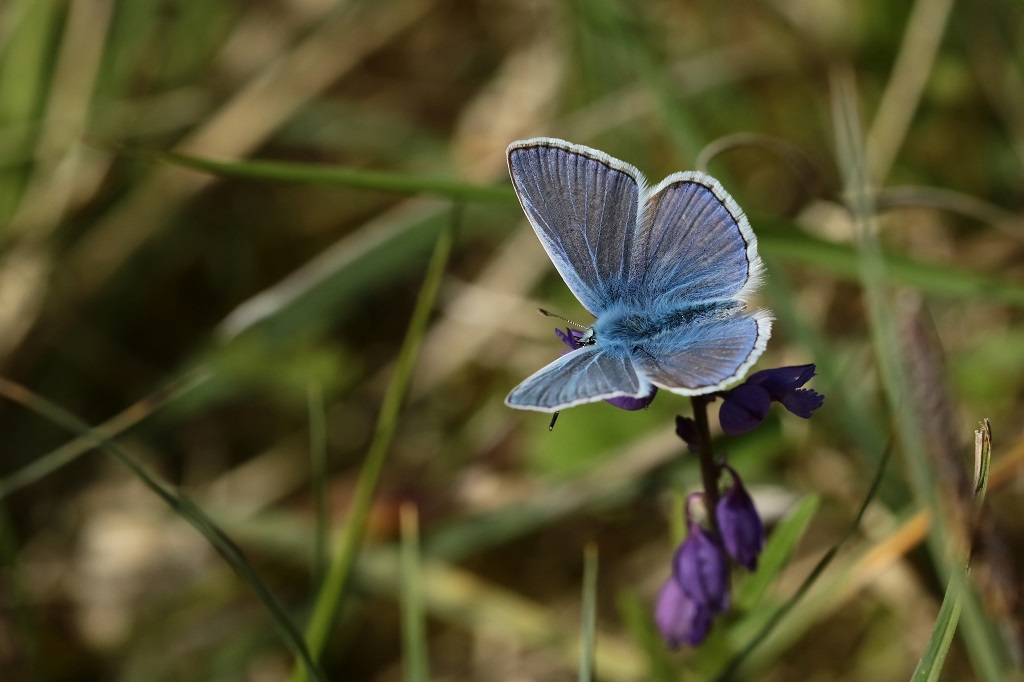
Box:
xmin=505 ymin=345 xmax=649 ymax=412
xmin=634 ymin=172 xmax=763 ymax=305
xmin=633 ymin=311 xmax=772 ymax=394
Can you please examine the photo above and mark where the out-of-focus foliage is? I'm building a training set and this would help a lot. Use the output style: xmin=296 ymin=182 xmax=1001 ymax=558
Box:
xmin=1 ymin=0 xmax=1023 ymax=680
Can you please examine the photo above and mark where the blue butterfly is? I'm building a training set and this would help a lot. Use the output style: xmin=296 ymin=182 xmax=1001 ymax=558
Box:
xmin=505 ymin=138 xmax=772 ymax=412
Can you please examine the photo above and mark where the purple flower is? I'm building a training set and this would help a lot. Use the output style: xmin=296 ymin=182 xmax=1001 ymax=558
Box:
xmin=655 ymin=576 xmax=714 ymax=648
xmin=673 ymin=501 xmax=730 ymax=614
xmin=555 ymin=327 xmax=657 ymax=410
xmin=718 ymin=364 xmax=824 ymax=435
xmin=555 ymin=327 xmax=585 ymax=350
xmin=716 ymin=464 xmax=765 ymax=570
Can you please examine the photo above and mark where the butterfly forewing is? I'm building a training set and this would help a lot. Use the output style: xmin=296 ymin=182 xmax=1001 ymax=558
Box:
xmin=507 ymin=139 xmax=644 ymax=315
xmin=633 ymin=172 xmax=762 ymax=305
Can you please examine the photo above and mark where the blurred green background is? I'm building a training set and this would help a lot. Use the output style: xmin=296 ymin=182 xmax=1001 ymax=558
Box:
xmin=2 ymin=0 xmax=1023 ymax=680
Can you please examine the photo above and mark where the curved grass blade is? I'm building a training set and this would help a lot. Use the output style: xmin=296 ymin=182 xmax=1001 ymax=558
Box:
xmin=913 ymin=573 xmax=966 ymax=682
xmin=0 ymin=369 xmax=210 ymax=500
xmin=758 ymin=226 xmax=1024 ymax=310
xmin=911 ymin=420 xmax=995 ymax=682
xmin=289 ymin=213 xmax=456 ymax=681
xmin=308 ymin=381 xmax=329 ymax=590
xmin=714 ymin=444 xmax=890 ymax=681
xmin=0 ymin=377 xmax=325 ymax=682
xmin=832 ymin=70 xmax=1007 ymax=680
xmin=695 ymin=132 xmax=826 ymax=201
xmin=733 ymin=494 xmax=821 ymax=611
xmin=156 ymin=150 xmax=515 ymax=203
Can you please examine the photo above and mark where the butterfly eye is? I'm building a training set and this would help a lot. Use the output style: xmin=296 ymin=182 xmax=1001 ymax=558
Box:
xmin=579 ymin=329 xmax=596 ymax=345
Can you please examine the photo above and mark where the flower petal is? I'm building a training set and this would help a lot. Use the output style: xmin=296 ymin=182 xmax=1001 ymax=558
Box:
xmin=718 ymin=384 xmax=771 ymax=435
xmin=655 ymin=578 xmax=715 ymax=647
xmin=780 ymin=387 xmax=825 ymax=418
xmin=555 ymin=327 xmax=584 ymax=352
xmin=750 ymin=364 xmax=816 ymax=399
xmin=605 ymin=389 xmax=657 ymax=411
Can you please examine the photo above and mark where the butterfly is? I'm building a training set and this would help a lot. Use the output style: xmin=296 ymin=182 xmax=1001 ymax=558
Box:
xmin=504 ymin=138 xmax=772 ymax=413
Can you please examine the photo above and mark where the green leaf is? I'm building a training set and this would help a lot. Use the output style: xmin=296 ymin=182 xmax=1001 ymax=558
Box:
xmin=734 ymin=494 xmax=821 ymax=610
xmin=158 ymin=150 xmax=516 ymax=203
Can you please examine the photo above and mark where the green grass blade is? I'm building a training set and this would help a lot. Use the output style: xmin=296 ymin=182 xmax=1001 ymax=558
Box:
xmin=217 ymin=199 xmax=455 ymax=341
xmin=831 ymin=70 xmax=1007 ymax=681
xmin=0 ymin=378 xmax=325 ymax=682
xmin=577 ymin=0 xmax=701 ymax=160
xmin=578 ymin=543 xmax=598 ymax=682
xmin=717 ymin=444 xmax=890 ymax=681
xmin=911 ymin=420 xmax=995 ymax=682
xmin=911 ymin=577 xmax=965 ymax=682
xmin=308 ymin=381 xmax=329 ymax=590
xmin=734 ymin=494 xmax=821 ymax=610
xmin=758 ymin=225 xmax=1024 ymax=309
xmin=290 ymin=214 xmax=456 ymax=680
xmin=400 ymin=504 xmax=430 ymax=682
xmin=0 ymin=0 xmax=61 ymax=227
xmin=154 ymin=150 xmax=515 ymax=202
xmin=0 ymin=369 xmax=211 ymax=500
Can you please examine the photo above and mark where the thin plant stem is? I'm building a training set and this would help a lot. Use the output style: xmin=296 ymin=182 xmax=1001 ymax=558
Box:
xmin=307 ymin=381 xmax=329 ymax=591
xmin=400 ymin=503 xmax=429 ymax=682
xmin=690 ymin=395 xmax=721 ymax=532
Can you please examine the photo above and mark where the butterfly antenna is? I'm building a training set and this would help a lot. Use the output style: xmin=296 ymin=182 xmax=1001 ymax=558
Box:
xmin=538 ymin=308 xmax=586 ymax=330
xmin=548 ymin=411 xmax=560 ymax=431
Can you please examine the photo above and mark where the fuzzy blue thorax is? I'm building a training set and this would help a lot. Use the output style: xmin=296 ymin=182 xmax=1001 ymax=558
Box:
xmin=588 ymin=299 xmax=738 ymax=353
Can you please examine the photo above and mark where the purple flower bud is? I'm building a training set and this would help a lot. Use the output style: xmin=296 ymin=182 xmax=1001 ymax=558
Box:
xmin=655 ymin=577 xmax=714 ymax=647
xmin=555 ymin=327 xmax=657 ymax=410
xmin=718 ymin=364 xmax=824 ymax=434
xmin=716 ymin=465 xmax=765 ymax=570
xmin=674 ymin=415 xmax=699 ymax=451
xmin=674 ymin=518 xmax=730 ymax=613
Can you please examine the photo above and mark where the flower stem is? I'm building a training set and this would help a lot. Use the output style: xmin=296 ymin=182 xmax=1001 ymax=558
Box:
xmin=690 ymin=395 xmax=721 ymax=533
